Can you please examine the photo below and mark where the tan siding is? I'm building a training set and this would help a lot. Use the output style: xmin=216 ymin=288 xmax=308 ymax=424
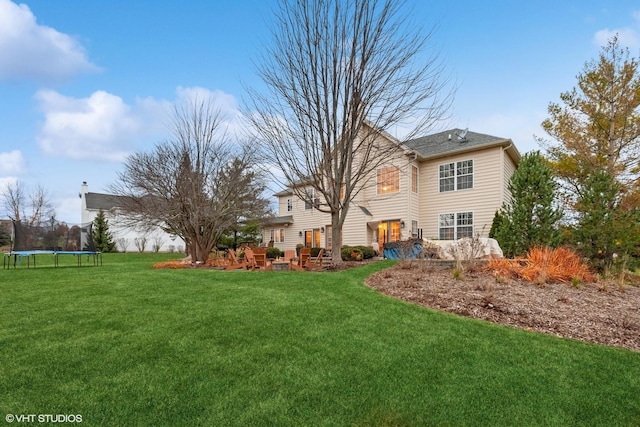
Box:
xmin=266 ymin=192 xmax=331 ymax=251
xmin=419 ymin=147 xmax=505 ymax=239
xmin=267 ymin=134 xmax=518 ymax=251
xmin=502 ymin=152 xmax=517 ymax=206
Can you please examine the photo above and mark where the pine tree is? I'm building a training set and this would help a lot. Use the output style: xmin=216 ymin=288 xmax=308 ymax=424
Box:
xmin=572 ymin=170 xmax=640 ymax=273
xmin=92 ymin=209 xmax=116 ymax=252
xmin=494 ymin=151 xmax=562 ymax=258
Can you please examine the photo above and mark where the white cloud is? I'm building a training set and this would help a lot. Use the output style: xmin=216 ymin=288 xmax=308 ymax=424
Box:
xmin=0 ymin=150 xmax=25 ymax=175
xmin=35 ymin=90 xmax=141 ymax=162
xmin=595 ymin=28 xmax=640 ymax=48
xmin=0 ymin=176 xmax=18 ymax=195
xmin=594 ymin=10 xmax=640 ymax=49
xmin=54 ymin=196 xmax=81 ymax=225
xmin=0 ymin=0 xmax=99 ymax=83
xmin=34 ymin=87 xmax=246 ymax=162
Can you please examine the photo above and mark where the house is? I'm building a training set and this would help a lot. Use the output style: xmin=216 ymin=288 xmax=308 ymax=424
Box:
xmin=261 ymin=128 xmax=521 ymax=252
xmin=80 ymin=182 xmax=185 ymax=253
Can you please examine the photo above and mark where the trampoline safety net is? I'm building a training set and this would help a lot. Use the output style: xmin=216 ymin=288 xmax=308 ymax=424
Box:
xmin=11 ymin=220 xmax=96 ymax=252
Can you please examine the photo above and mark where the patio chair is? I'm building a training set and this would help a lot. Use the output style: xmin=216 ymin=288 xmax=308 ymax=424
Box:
xmin=244 ymin=247 xmax=267 ymax=271
xmin=292 ymin=247 xmax=311 ymax=271
xmin=307 ymin=249 xmax=325 ymax=269
xmin=225 ymin=248 xmax=246 ymax=271
xmin=253 ymin=251 xmax=270 ymax=270
xmin=282 ymin=250 xmax=296 ymax=270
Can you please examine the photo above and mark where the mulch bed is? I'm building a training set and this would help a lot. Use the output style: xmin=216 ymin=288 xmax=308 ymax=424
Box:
xmin=365 ymin=261 xmax=640 ymax=352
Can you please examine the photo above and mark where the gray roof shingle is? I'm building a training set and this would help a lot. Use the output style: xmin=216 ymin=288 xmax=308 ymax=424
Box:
xmin=404 ymin=128 xmax=513 ymax=159
xmin=84 ymin=192 xmax=124 ymax=211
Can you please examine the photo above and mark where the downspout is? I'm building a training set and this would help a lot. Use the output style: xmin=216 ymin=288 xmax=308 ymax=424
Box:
xmin=501 ymin=142 xmax=513 ymax=205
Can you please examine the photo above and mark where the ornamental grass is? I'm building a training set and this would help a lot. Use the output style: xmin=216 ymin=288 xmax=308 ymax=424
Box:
xmin=487 ymin=246 xmax=595 ymax=285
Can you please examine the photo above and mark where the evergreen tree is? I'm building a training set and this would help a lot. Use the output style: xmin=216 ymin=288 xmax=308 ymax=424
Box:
xmin=572 ymin=170 xmax=640 ymax=273
xmin=541 ymin=36 xmax=640 ymax=206
xmin=0 ymin=225 xmax=11 ymax=247
xmin=92 ymin=209 xmax=116 ymax=252
xmin=494 ymin=151 xmax=562 ymax=257
xmin=488 ymin=210 xmax=504 ymax=240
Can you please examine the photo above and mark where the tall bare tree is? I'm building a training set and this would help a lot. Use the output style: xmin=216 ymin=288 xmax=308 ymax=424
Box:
xmin=247 ymin=0 xmax=452 ymax=265
xmin=1 ymin=181 xmax=53 ymax=226
xmin=111 ymin=98 xmax=271 ymax=264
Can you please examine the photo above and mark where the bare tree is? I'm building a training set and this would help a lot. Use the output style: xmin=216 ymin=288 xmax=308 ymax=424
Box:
xmin=152 ymin=236 xmax=164 ymax=253
xmin=247 ymin=0 xmax=452 ymax=265
xmin=116 ymin=237 xmax=130 ymax=253
xmin=2 ymin=181 xmax=54 ymax=226
xmin=111 ymin=97 xmax=271 ymax=264
xmin=134 ymin=235 xmax=148 ymax=253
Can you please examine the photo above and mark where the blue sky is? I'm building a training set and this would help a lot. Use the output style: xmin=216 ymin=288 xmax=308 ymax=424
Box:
xmin=1 ymin=0 xmax=639 ymax=224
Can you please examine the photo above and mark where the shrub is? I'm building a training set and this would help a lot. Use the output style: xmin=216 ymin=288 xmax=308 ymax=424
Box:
xmin=341 ymin=245 xmax=375 ymax=260
xmin=340 ymin=246 xmax=374 ymax=261
xmin=486 ymin=246 xmax=595 ymax=285
xmin=310 ymin=247 xmax=323 ymax=257
xmin=266 ymin=247 xmax=283 ymax=259
xmin=354 ymin=245 xmax=376 ymax=259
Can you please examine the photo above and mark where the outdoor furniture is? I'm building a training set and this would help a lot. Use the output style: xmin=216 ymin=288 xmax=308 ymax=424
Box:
xmin=283 ymin=250 xmax=296 ymax=269
xmin=292 ymin=248 xmax=311 ymax=271
xmin=307 ymin=249 xmax=325 ymax=269
xmin=244 ymin=248 xmax=268 ymax=271
xmin=271 ymin=261 xmax=290 ymax=271
xmin=253 ymin=253 xmax=269 ymax=270
xmin=225 ymin=249 xmax=246 ymax=270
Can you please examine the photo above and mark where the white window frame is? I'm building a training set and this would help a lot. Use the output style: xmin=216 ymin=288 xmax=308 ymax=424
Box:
xmin=411 ymin=220 xmax=419 ymax=237
xmin=270 ymin=228 xmax=285 ymax=243
xmin=377 ymin=166 xmax=400 ymax=194
xmin=304 ymin=188 xmax=319 ymax=210
xmin=439 ymin=159 xmax=473 ymax=192
xmin=438 ymin=212 xmax=473 ymax=240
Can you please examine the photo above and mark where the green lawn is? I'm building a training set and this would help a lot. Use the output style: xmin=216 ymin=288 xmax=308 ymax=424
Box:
xmin=1 ymin=253 xmax=639 ymax=426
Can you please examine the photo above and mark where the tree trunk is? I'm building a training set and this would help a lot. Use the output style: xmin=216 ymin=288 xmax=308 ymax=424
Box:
xmin=330 ymin=214 xmax=343 ymax=266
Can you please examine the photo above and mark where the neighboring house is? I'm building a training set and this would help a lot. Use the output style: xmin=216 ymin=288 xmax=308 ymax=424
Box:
xmin=261 ymin=128 xmax=521 ymax=252
xmin=80 ymin=182 xmax=185 ymax=253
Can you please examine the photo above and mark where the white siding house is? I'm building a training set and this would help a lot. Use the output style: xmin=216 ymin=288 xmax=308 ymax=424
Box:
xmin=261 ymin=129 xmax=521 ymax=253
xmin=80 ymin=182 xmax=185 ymax=253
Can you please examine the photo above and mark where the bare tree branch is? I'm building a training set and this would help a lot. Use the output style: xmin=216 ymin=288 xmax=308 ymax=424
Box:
xmin=111 ymin=96 xmax=271 ymax=263
xmin=247 ymin=0 xmax=453 ymax=265
xmin=2 ymin=181 xmax=54 ymax=226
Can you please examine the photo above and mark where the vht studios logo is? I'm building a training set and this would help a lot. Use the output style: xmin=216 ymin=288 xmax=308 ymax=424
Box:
xmin=5 ymin=414 xmax=83 ymax=423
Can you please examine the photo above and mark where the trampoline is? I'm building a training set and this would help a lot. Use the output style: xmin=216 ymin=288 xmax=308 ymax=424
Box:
xmin=2 ymin=220 xmax=102 ymax=269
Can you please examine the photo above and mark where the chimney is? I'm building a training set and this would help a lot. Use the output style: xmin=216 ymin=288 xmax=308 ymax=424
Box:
xmin=80 ymin=181 xmax=88 ymax=197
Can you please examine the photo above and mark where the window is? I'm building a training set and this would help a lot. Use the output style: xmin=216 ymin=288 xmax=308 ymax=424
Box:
xmin=270 ymin=228 xmax=285 ymax=243
xmin=304 ymin=228 xmax=322 ymax=247
xmin=287 ymin=198 xmax=293 ymax=212
xmin=439 ymin=159 xmax=473 ymax=192
xmin=411 ymin=220 xmax=418 ymax=237
xmin=439 ymin=212 xmax=473 ymax=240
xmin=377 ymin=166 xmax=400 ymax=194
xmin=304 ymin=189 xmax=319 ymax=210
xmin=411 ymin=165 xmax=418 ymax=193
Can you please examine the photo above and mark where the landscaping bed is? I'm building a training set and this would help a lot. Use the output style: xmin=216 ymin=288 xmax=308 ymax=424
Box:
xmin=366 ymin=261 xmax=640 ymax=352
